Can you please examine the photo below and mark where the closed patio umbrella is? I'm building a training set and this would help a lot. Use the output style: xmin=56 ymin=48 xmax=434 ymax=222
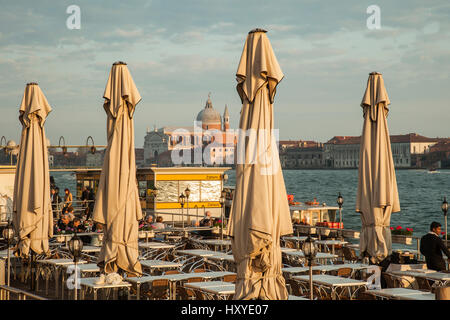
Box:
xmin=93 ymin=62 xmax=143 ymax=277
xmin=227 ymin=29 xmax=293 ymax=300
xmin=356 ymin=72 xmax=400 ymax=264
xmin=13 ymin=82 xmax=53 ymax=258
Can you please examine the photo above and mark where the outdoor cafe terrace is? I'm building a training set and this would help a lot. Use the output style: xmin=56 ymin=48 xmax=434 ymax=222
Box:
xmin=1 ymin=218 xmax=449 ymax=301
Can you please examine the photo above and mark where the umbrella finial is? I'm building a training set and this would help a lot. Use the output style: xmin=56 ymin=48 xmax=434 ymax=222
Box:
xmin=370 ymin=71 xmax=381 ymax=75
xmin=26 ymin=82 xmax=38 ymax=86
xmin=249 ymin=28 xmax=267 ymax=34
xmin=113 ymin=61 xmax=127 ymax=66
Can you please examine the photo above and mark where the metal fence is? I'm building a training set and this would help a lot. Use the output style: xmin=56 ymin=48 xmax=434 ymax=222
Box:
xmin=0 ymin=285 xmax=47 ymax=300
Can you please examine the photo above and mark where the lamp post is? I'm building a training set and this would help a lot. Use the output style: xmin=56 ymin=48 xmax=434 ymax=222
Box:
xmin=337 ymin=192 xmax=344 ymax=239
xmin=219 ymin=189 xmax=226 ymax=241
xmin=68 ymin=232 xmax=83 ymax=300
xmin=185 ymin=186 xmax=190 ymax=225
xmin=2 ymin=219 xmax=14 ymax=288
xmin=179 ymin=193 xmax=186 ymax=228
xmin=442 ymin=197 xmax=448 ymax=242
xmin=302 ymin=235 xmax=318 ymax=300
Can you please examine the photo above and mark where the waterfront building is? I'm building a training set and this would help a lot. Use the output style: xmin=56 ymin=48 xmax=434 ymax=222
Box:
xmin=418 ymin=139 xmax=450 ymax=169
xmin=324 ymin=133 xmax=440 ymax=169
xmin=143 ymin=95 xmax=237 ymax=167
xmin=280 ymin=142 xmax=327 ymax=169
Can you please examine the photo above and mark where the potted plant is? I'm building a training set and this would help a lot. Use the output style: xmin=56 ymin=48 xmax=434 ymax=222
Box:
xmin=390 ymin=226 xmax=413 ymax=245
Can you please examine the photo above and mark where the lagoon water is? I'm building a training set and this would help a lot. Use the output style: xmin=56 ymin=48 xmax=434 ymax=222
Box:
xmin=51 ymin=168 xmax=450 ymax=239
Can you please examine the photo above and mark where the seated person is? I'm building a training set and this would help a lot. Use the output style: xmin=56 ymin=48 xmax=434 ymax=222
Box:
xmin=90 ymin=223 xmax=104 ymax=246
xmin=69 ymin=218 xmax=85 ymax=233
xmin=66 ymin=206 xmax=75 ymax=221
xmin=57 ymin=214 xmax=71 ymax=231
xmin=144 ymin=215 xmax=154 ymax=229
xmin=82 ymin=206 xmax=91 ymax=221
xmin=199 ymin=211 xmax=213 ymax=227
xmin=92 ymin=222 xmax=103 ymax=233
xmin=151 ymin=216 xmax=166 ymax=230
xmin=53 ymin=220 xmax=60 ymax=234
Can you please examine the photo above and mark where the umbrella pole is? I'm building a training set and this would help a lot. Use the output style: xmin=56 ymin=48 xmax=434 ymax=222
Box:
xmin=30 ymin=251 xmax=35 ymax=291
xmin=7 ymin=237 xmax=11 ymax=287
xmin=309 ymin=260 xmax=313 ymax=300
xmin=221 ymin=206 xmax=223 ymax=240
xmin=74 ymin=261 xmax=78 ymax=300
xmin=182 ymin=206 xmax=184 ymax=228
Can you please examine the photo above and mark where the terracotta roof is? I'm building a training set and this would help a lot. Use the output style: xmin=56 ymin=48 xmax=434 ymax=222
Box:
xmin=325 ymin=136 xmax=361 ymax=145
xmin=390 ymin=133 xmax=439 ymax=143
xmin=429 ymin=140 xmax=450 ymax=152
xmin=326 ymin=133 xmax=441 ymax=145
xmin=279 ymin=140 xmax=300 ymax=145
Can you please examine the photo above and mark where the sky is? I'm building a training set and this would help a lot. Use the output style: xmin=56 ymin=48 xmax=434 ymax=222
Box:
xmin=0 ymin=0 xmax=449 ymax=148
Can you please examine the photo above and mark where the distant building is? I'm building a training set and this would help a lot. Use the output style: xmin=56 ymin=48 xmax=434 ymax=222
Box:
xmin=49 ymin=151 xmax=86 ymax=167
xmin=135 ymin=148 xmax=144 ymax=167
xmin=143 ymin=95 xmax=237 ymax=167
xmin=324 ymin=133 xmax=440 ymax=168
xmin=86 ymin=149 xmax=105 ymax=167
xmin=418 ymin=139 xmax=450 ymax=169
xmin=279 ymin=141 xmax=326 ymax=169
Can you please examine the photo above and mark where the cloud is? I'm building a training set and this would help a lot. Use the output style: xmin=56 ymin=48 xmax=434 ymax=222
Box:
xmin=0 ymin=0 xmax=449 ymax=146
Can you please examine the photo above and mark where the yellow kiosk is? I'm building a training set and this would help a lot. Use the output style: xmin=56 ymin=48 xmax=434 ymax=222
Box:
xmin=75 ymin=166 xmax=231 ymax=224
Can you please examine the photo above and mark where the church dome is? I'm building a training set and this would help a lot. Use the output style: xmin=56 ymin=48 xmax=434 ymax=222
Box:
xmin=196 ymin=95 xmax=222 ymax=126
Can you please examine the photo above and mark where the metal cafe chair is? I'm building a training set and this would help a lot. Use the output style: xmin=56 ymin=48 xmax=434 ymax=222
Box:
xmin=142 ymin=279 xmax=170 ymax=300
xmin=342 ymin=247 xmax=359 ymax=263
xmin=178 ymin=277 xmax=206 ymax=300
xmin=337 ymin=267 xmax=353 ymax=278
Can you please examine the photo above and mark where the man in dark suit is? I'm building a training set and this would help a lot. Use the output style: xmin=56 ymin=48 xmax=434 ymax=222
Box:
xmin=420 ymin=221 xmax=450 ymax=271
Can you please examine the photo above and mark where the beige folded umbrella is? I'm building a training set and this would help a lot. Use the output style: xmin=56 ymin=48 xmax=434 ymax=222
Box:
xmin=93 ymin=62 xmax=143 ymax=277
xmin=227 ymin=29 xmax=293 ymax=300
xmin=13 ymin=82 xmax=53 ymax=258
xmin=356 ymin=72 xmax=400 ymax=264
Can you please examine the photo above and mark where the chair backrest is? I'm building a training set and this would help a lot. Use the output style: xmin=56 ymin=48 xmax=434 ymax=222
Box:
xmin=194 ymin=289 xmax=207 ymax=300
xmin=435 ymin=286 xmax=450 ymax=300
xmin=381 ymin=272 xmax=398 ymax=288
xmin=164 ymin=270 xmax=180 ymax=275
xmin=193 ymin=268 xmax=206 ymax=273
xmin=288 ymin=279 xmax=303 ymax=296
xmin=186 ymin=277 xmax=206 ymax=283
xmin=177 ymin=286 xmax=193 ymax=300
xmin=223 ymin=274 xmax=237 ymax=283
xmin=313 ymin=286 xmax=331 ymax=300
xmin=357 ymin=290 xmax=377 ymax=300
xmin=337 ymin=267 xmax=353 ymax=278
xmin=152 ymin=279 xmax=169 ymax=288
xmin=342 ymin=247 xmax=358 ymax=261
xmin=146 ymin=279 xmax=169 ymax=300
xmin=416 ymin=277 xmax=433 ymax=292
xmin=181 ymin=277 xmax=206 ymax=299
